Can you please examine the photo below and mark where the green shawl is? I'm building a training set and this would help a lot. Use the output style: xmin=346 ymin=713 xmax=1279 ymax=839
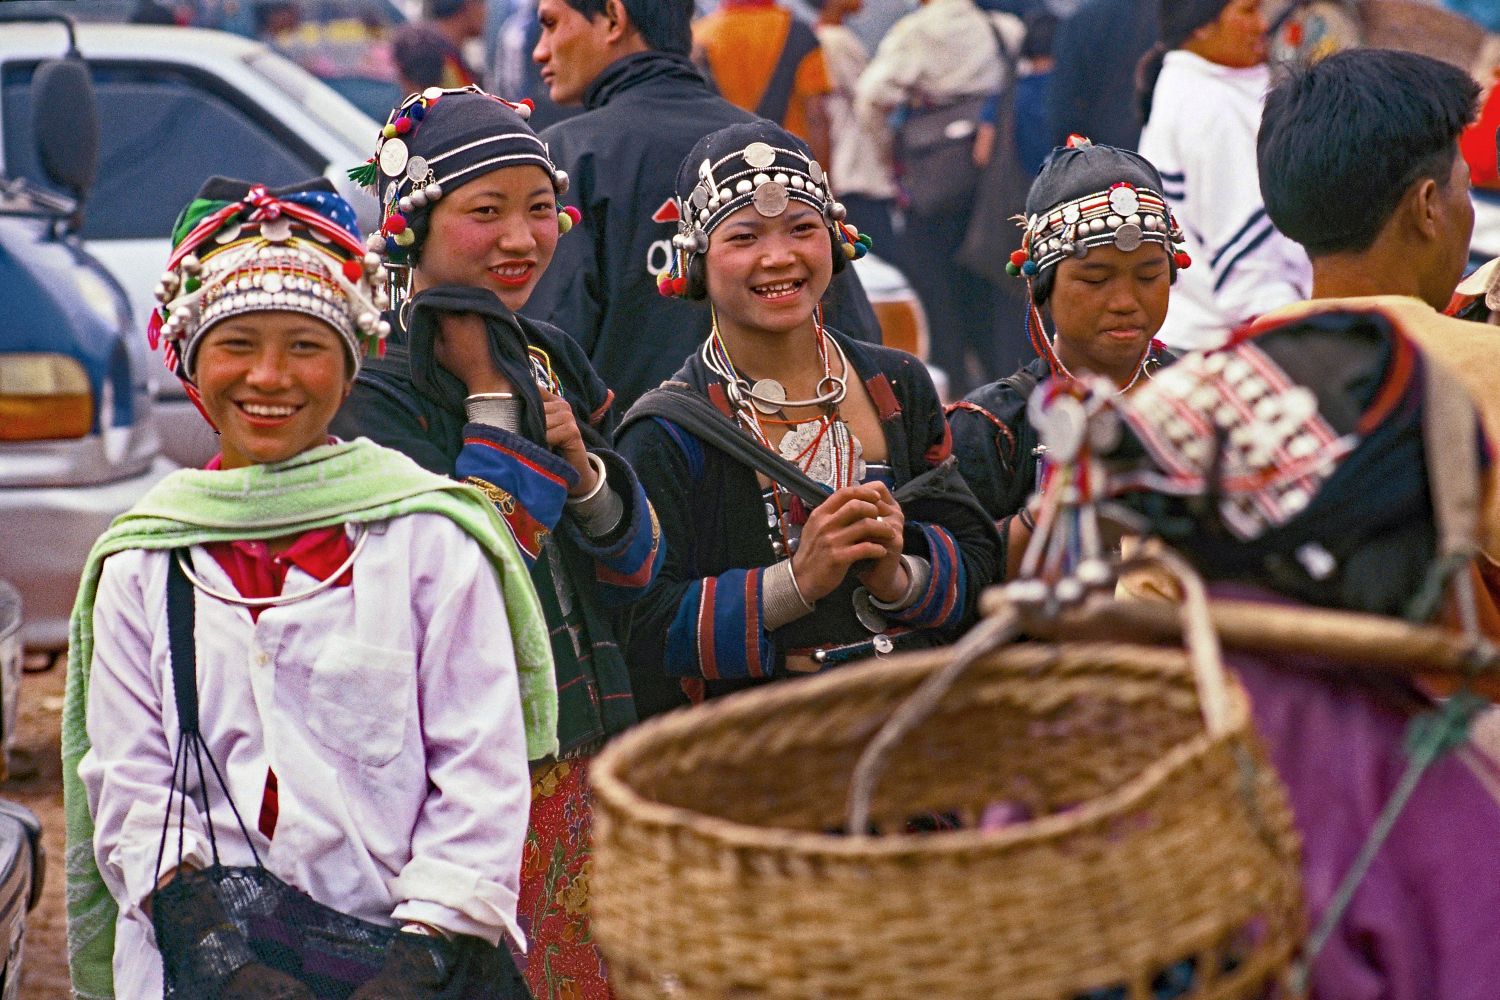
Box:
xmin=62 ymin=439 xmax=557 ymax=999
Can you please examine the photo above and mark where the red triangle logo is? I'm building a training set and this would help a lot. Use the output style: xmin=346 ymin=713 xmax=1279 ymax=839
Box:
xmin=651 ymin=199 xmax=681 ymax=224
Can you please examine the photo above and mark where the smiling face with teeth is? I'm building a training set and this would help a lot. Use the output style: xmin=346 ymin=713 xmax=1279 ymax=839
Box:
xmin=414 ymin=165 xmax=560 ymax=313
xmin=195 ymin=311 xmax=354 ymax=469
xmin=704 ymin=202 xmax=834 ymax=345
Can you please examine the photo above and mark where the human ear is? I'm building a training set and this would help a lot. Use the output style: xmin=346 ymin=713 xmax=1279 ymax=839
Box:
xmin=603 ymin=0 xmax=628 ymax=39
xmin=1409 ymin=177 xmax=1442 ymax=241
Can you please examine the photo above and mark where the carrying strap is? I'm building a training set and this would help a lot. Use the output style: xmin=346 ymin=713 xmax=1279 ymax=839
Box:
xmin=755 ymin=16 xmax=821 ymax=127
xmin=157 ymin=551 xmax=262 ymax=875
xmin=621 ymin=383 xmax=997 ymax=527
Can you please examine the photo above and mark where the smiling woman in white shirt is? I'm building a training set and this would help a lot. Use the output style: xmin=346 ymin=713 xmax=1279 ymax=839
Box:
xmin=62 ymin=176 xmax=554 ymax=1000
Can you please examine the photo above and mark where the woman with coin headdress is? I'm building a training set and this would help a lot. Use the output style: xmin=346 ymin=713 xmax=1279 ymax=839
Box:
xmin=948 ymin=137 xmax=1184 ymax=578
xmin=65 ymin=176 xmax=545 ymax=999
xmin=615 ymin=119 xmax=1000 ymax=712
xmin=332 ymin=86 xmax=664 ymax=1000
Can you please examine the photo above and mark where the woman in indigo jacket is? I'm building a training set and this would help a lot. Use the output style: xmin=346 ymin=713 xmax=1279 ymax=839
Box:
xmin=617 ymin=120 xmax=1000 ymax=715
xmin=332 ymin=87 xmax=662 ymax=1000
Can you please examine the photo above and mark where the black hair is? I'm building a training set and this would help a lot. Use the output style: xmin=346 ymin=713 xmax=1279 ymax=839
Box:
xmin=1257 ymin=48 xmax=1479 ymax=257
xmin=1136 ymin=0 xmax=1232 ymax=123
xmin=560 ymin=0 xmax=694 ymax=56
xmin=1021 ymin=11 xmax=1058 ymax=62
xmin=391 ymin=25 xmax=450 ymax=90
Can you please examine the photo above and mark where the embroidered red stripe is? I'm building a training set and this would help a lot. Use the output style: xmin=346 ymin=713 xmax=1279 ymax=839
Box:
xmin=463 ymin=436 xmax=569 ymax=488
xmin=745 ymin=569 xmax=764 ymax=679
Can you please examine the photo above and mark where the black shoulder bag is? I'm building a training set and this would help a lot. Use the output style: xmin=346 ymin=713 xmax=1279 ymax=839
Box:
xmin=149 ymin=551 xmax=527 ymax=1000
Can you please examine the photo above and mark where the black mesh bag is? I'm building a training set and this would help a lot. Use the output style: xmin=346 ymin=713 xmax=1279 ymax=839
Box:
xmin=149 ymin=549 xmax=530 ymax=1000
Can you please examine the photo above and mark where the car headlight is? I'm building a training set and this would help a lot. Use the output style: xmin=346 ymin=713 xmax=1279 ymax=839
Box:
xmin=0 ymin=353 xmax=92 ymax=441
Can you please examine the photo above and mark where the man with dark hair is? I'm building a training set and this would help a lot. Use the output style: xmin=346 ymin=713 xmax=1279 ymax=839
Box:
xmin=528 ymin=0 xmax=879 ymax=410
xmin=426 ymin=0 xmax=487 ymax=85
xmin=1256 ymin=47 xmax=1500 ymax=552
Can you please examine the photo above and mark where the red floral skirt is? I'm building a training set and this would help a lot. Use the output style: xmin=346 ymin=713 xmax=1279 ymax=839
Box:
xmin=510 ymin=758 xmax=614 ymax=1000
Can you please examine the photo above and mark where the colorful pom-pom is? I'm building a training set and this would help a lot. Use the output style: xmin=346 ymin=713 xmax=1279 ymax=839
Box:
xmin=856 ymin=233 xmax=873 ymax=249
xmin=409 ymin=103 xmax=427 ymax=121
xmin=342 ymin=259 xmax=364 ymax=282
xmin=383 ymin=214 xmax=407 ymax=235
xmin=1009 ymin=250 xmax=1028 ymax=267
xmin=1005 ymin=262 xmax=1022 ymax=277
xmin=385 ymin=236 xmax=401 ymax=255
xmin=185 ymin=275 xmax=201 ymax=293
xmin=393 ymin=229 xmax=416 ymax=247
xmin=672 ymin=276 xmax=688 ymax=296
xmin=557 ymin=210 xmax=573 ymax=234
xmin=382 ymin=123 xmax=398 ymax=139
xmin=1021 ymin=260 xmax=1039 ymax=276
xmin=852 ymin=242 xmax=869 ymax=260
xmin=394 ymin=117 xmax=412 ymax=134
xmin=843 ymin=242 xmax=858 ymax=260
xmin=561 ymin=205 xmax=581 ymax=227
xmin=1174 ymin=251 xmax=1192 ymax=269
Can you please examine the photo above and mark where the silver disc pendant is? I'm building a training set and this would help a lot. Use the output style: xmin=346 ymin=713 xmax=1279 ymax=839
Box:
xmin=779 ymin=419 xmax=865 ymax=488
xmin=750 ymin=378 xmax=787 ymax=414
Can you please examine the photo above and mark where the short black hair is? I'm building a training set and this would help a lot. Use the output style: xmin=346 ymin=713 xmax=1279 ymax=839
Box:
xmin=1258 ymin=48 xmax=1479 ymax=257
xmin=561 ymin=0 xmax=693 ymax=56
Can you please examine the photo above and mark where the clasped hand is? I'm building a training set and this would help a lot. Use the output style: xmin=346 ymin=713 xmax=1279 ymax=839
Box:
xmin=435 ymin=314 xmax=598 ymax=496
xmin=790 ymin=482 xmax=908 ymax=604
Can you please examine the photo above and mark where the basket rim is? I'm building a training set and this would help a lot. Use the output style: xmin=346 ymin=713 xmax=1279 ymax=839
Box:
xmin=591 ymin=641 xmax=1259 ymax=860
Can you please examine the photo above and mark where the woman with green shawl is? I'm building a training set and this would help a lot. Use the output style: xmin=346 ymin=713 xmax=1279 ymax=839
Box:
xmin=62 ymin=177 xmax=554 ymax=1000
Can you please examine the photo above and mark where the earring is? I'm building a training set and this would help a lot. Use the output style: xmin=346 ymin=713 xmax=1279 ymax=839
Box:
xmin=558 ymin=205 xmax=582 ymax=234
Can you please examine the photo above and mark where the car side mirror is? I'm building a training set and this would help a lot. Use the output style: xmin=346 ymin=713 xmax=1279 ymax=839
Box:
xmin=31 ymin=56 xmax=99 ymax=229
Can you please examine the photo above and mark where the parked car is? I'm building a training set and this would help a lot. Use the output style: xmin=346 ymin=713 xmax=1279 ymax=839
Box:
xmin=0 ymin=19 xmax=172 ymax=650
xmin=0 ymin=19 xmax=382 ymax=467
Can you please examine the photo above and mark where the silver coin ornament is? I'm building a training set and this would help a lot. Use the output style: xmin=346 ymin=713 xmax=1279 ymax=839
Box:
xmin=261 ymin=272 xmax=284 ymax=294
xmin=1113 ymin=222 xmax=1143 ymax=253
xmin=743 ymin=141 xmax=777 ymax=169
xmin=1027 ymin=390 xmax=1088 ymax=463
xmin=259 ymin=216 xmax=293 ymax=243
xmin=753 ymin=181 xmax=790 ymax=218
xmin=750 ymin=378 xmax=788 ymax=414
xmin=406 ymin=155 xmax=429 ymax=182
xmin=1062 ymin=203 xmax=1081 ymax=225
xmin=379 ymin=137 xmax=409 ymax=178
xmin=873 ymin=634 xmax=895 ymax=654
xmin=692 ymin=185 xmax=709 ymax=210
xmin=213 ymin=221 xmax=242 ymax=244
xmin=1108 ymin=186 xmax=1140 ymax=217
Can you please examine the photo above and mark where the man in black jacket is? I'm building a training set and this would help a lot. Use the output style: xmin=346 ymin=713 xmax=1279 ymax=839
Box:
xmin=528 ymin=0 xmax=880 ymax=410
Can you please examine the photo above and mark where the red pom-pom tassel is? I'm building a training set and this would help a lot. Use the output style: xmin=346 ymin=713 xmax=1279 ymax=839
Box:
xmin=561 ymin=205 xmax=582 ymax=226
xmin=383 ymin=214 xmax=407 ymax=235
xmin=1009 ymin=250 xmax=1028 ymax=267
xmin=1174 ymin=251 xmax=1192 ymax=269
xmin=341 ymin=259 xmax=364 ymax=282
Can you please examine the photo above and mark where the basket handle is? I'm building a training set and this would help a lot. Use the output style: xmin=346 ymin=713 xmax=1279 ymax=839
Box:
xmin=843 ymin=548 xmax=1230 ymax=836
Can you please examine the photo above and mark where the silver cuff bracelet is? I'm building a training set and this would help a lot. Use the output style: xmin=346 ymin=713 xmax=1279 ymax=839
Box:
xmin=869 ymin=554 xmax=931 ymax=613
xmin=465 ymin=392 xmax=522 ymax=433
xmin=762 ymin=558 xmax=815 ymax=631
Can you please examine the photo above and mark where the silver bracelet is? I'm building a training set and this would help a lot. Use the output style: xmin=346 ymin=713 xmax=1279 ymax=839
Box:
xmin=465 ymin=392 xmax=522 ymax=433
xmin=869 ymin=554 xmax=930 ymax=612
xmin=566 ymin=451 xmax=609 ymax=505
xmin=567 ymin=453 xmax=624 ymax=537
xmin=763 ymin=558 xmax=815 ymax=631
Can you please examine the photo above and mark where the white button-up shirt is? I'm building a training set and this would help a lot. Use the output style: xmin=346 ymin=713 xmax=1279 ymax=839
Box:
xmin=79 ymin=513 xmax=531 ymax=999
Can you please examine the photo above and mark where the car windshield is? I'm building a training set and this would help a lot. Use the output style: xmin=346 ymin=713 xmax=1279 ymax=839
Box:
xmin=245 ymin=48 xmax=375 ymax=152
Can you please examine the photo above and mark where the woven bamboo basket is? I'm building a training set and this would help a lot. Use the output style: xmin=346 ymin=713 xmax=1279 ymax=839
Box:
xmin=590 ymin=571 xmax=1304 ymax=1000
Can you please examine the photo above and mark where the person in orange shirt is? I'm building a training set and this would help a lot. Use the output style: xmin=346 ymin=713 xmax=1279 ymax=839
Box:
xmin=692 ymin=0 xmax=832 ymax=164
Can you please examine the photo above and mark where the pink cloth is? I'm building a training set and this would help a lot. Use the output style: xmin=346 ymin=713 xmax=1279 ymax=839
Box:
xmin=1217 ymin=585 xmax=1500 ymax=999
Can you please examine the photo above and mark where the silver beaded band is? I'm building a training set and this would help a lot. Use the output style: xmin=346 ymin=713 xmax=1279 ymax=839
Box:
xmin=763 ymin=558 xmax=815 ymax=631
xmin=465 ymin=392 xmax=522 ymax=432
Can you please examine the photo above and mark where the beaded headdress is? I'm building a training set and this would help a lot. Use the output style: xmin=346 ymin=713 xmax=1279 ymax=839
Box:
xmin=1010 ymin=137 xmax=1191 ymax=381
xmin=660 ymin=120 xmax=870 ymax=298
xmin=350 ymin=85 xmax=578 ymax=269
xmin=149 ymin=177 xmax=388 ymax=385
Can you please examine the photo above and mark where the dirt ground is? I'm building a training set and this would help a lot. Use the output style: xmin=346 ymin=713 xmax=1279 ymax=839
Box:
xmin=8 ymin=654 xmax=76 ymax=997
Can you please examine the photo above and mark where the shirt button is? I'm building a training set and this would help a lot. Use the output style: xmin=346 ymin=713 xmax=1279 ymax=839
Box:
xmin=254 ymin=651 xmax=270 ymax=666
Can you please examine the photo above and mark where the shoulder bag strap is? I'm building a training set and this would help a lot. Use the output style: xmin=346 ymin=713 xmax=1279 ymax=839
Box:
xmin=156 ymin=551 xmax=263 ymax=873
xmin=621 ymin=385 xmax=833 ymax=507
xmin=756 ymin=17 xmax=821 ymax=127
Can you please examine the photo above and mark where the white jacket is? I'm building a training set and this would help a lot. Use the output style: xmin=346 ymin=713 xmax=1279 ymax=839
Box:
xmin=1138 ymin=50 xmax=1312 ymax=350
xmin=79 ymin=513 xmax=530 ymax=998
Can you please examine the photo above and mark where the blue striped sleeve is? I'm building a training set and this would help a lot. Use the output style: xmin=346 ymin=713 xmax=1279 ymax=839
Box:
xmin=663 ymin=568 xmax=774 ymax=680
xmin=890 ymin=524 xmax=967 ymax=630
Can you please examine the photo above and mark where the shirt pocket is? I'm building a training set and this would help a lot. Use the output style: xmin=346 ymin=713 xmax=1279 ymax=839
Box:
xmin=306 ymin=639 xmax=416 ymax=768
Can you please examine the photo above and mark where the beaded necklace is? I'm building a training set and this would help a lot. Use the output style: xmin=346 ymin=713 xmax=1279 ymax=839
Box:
xmin=1025 ymin=297 xmax=1156 ymax=394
